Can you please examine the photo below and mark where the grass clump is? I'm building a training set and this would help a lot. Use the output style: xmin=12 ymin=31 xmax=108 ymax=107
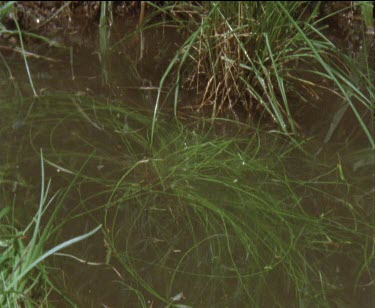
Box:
xmin=95 ymin=107 xmax=375 ymax=306
xmin=0 ymin=153 xmax=101 ymax=307
xmin=149 ymin=1 xmax=374 ymax=148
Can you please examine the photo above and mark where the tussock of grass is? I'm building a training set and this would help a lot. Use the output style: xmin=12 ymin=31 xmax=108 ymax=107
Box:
xmin=150 ymin=2 xmax=374 ymax=148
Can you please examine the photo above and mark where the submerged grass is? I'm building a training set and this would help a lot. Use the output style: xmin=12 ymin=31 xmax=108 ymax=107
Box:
xmin=101 ymin=117 xmax=374 ymax=306
xmin=0 ymin=91 xmax=372 ymax=306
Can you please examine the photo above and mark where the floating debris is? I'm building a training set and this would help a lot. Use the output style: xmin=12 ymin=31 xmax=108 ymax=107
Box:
xmin=170 ymin=292 xmax=185 ymax=302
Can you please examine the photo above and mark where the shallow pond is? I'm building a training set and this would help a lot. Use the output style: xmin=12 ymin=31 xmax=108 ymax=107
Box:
xmin=0 ymin=11 xmax=374 ymax=308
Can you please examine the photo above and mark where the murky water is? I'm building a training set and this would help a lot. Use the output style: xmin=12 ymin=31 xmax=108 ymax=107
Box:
xmin=1 ymin=13 xmax=374 ymax=307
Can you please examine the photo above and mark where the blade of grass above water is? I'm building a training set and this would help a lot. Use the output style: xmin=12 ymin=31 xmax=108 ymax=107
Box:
xmin=277 ymin=2 xmax=375 ymax=149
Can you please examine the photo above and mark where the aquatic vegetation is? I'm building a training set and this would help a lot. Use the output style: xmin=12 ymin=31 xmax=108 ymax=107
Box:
xmin=0 ymin=153 xmax=101 ymax=307
xmin=0 ymin=92 xmax=371 ymax=306
xmin=147 ymin=2 xmax=375 ymax=148
xmin=0 ymin=1 xmax=374 ymax=306
xmin=100 ymin=113 xmax=374 ymax=306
